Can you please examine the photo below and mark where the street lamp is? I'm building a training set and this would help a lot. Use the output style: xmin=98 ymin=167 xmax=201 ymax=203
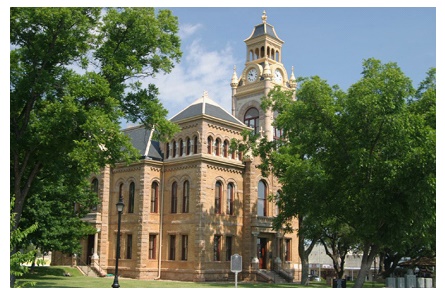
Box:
xmin=112 ymin=195 xmax=125 ymax=288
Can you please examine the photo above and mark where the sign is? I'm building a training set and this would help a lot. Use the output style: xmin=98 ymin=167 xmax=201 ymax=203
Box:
xmin=230 ymin=254 xmax=242 ymax=288
xmin=230 ymin=254 xmax=242 ymax=272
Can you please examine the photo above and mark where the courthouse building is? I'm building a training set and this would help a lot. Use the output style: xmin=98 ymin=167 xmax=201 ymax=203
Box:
xmin=53 ymin=11 xmax=302 ymax=282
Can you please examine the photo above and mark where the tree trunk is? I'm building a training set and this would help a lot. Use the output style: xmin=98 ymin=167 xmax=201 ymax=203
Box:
xmin=298 ymin=215 xmax=318 ymax=285
xmin=353 ymin=243 xmax=379 ymax=288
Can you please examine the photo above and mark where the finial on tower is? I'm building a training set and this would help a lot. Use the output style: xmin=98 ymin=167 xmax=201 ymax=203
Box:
xmin=231 ymin=65 xmax=239 ymax=88
xmin=262 ymin=10 xmax=267 ymax=24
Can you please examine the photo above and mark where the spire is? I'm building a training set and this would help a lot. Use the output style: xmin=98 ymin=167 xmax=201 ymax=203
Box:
xmin=263 ymin=59 xmax=272 ymax=80
xmin=230 ymin=65 xmax=239 ymax=88
xmin=262 ymin=10 xmax=267 ymax=24
xmin=289 ymin=66 xmax=297 ymax=88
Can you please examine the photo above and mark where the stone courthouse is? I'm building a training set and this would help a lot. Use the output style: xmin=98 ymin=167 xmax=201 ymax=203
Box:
xmin=53 ymin=12 xmax=302 ymax=282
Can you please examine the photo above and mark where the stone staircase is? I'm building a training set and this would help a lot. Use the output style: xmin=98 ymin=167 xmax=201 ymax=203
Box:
xmin=257 ymin=269 xmax=289 ymax=284
xmin=77 ymin=265 xmax=100 ymax=277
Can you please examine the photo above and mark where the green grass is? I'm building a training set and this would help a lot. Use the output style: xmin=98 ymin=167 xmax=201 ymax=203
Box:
xmin=16 ymin=266 xmax=385 ymax=288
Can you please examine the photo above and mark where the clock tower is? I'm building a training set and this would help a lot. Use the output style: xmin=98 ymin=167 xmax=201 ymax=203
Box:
xmin=231 ymin=11 xmax=297 ymax=141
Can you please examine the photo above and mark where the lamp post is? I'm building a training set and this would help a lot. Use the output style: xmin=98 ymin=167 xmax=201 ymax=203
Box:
xmin=112 ymin=195 xmax=125 ymax=288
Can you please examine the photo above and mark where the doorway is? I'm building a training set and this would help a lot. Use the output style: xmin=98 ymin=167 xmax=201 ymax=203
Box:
xmin=257 ymin=238 xmax=267 ymax=269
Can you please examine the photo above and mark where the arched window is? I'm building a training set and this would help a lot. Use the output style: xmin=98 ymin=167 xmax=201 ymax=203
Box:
xmin=186 ymin=137 xmax=191 ymax=155
xmin=193 ymin=136 xmax=198 ymax=154
xmin=118 ymin=183 xmax=124 ymax=213
xmin=244 ymin=108 xmax=260 ymax=134
xmin=179 ymin=139 xmax=184 ymax=156
xmin=166 ymin=143 xmax=170 ymax=159
xmin=171 ymin=182 xmax=178 ymax=213
xmin=227 ymin=183 xmax=234 ymax=215
xmin=223 ymin=140 xmax=229 ymax=158
xmin=258 ymin=180 xmax=267 ymax=216
xmin=172 ymin=140 xmax=177 ymax=158
xmin=215 ymin=181 xmax=222 ymax=214
xmin=151 ymin=182 xmax=159 ymax=213
xmin=207 ymin=136 xmax=213 ymax=154
xmin=91 ymin=178 xmax=99 ymax=211
xmin=215 ymin=138 xmax=221 ymax=156
xmin=128 ymin=182 xmax=135 ymax=213
xmin=183 ymin=181 xmax=189 ymax=213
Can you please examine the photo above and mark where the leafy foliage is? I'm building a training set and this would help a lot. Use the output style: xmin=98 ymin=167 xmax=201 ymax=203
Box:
xmin=10 ymin=7 xmax=182 ymax=286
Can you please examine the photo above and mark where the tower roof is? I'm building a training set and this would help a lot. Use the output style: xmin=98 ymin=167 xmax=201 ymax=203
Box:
xmin=244 ymin=11 xmax=283 ymax=43
xmin=170 ymin=91 xmax=245 ymax=126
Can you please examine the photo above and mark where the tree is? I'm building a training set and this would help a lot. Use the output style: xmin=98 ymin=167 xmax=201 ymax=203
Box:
xmin=10 ymin=7 xmax=181 ymax=286
xmin=258 ymin=59 xmax=435 ymax=287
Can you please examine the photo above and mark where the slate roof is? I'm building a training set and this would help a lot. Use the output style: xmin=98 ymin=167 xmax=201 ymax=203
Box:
xmin=123 ymin=126 xmax=163 ymax=160
xmin=170 ymin=92 xmax=245 ymax=127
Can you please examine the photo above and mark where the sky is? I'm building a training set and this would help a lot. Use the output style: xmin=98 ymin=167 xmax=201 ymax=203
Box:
xmin=137 ymin=5 xmax=437 ymax=123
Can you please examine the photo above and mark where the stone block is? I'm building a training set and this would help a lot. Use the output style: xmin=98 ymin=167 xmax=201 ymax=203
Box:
xmin=396 ymin=277 xmax=405 ymax=288
xmin=386 ymin=277 xmax=396 ymax=288
xmin=405 ymin=274 xmax=416 ymax=288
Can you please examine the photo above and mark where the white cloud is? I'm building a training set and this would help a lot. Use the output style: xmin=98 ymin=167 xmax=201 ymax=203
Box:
xmin=179 ymin=23 xmax=203 ymax=40
xmin=149 ymin=38 xmax=241 ymax=119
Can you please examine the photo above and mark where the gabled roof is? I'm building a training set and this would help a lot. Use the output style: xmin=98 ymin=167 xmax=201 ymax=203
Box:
xmin=170 ymin=92 xmax=245 ymax=127
xmin=123 ymin=126 xmax=163 ymax=160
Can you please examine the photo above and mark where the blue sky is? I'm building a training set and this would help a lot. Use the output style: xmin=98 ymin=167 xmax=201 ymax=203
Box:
xmin=141 ymin=6 xmax=437 ymax=121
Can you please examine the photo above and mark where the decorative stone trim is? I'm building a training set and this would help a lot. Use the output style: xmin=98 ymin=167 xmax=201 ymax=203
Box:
xmin=206 ymin=164 xmax=243 ymax=174
xmin=207 ymin=123 xmax=242 ymax=135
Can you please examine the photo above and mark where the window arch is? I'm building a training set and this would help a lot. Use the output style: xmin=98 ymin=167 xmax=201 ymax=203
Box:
xmin=151 ymin=181 xmax=159 ymax=213
xmin=128 ymin=182 xmax=135 ymax=213
xmin=223 ymin=140 xmax=229 ymax=158
xmin=215 ymin=138 xmax=221 ymax=156
xmin=258 ymin=180 xmax=267 ymax=216
xmin=91 ymin=178 xmax=99 ymax=211
xmin=186 ymin=137 xmax=191 ymax=155
xmin=171 ymin=182 xmax=178 ymax=213
xmin=172 ymin=140 xmax=177 ymax=158
xmin=207 ymin=136 xmax=213 ymax=154
xmin=183 ymin=181 xmax=189 ymax=213
xmin=227 ymin=183 xmax=234 ymax=215
xmin=215 ymin=181 xmax=222 ymax=214
xmin=166 ymin=143 xmax=170 ymax=159
xmin=244 ymin=108 xmax=260 ymax=134
xmin=179 ymin=139 xmax=184 ymax=156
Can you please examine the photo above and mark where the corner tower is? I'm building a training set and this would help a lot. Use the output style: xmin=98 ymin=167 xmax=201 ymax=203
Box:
xmin=231 ymin=11 xmax=297 ymax=141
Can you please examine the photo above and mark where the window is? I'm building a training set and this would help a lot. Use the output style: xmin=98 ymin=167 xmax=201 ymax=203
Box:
xmin=128 ymin=182 xmax=135 ymax=213
xmin=91 ymin=178 xmax=99 ymax=211
xmin=171 ymin=182 xmax=178 ymax=213
xmin=223 ymin=140 xmax=229 ymax=157
xmin=126 ymin=234 xmax=132 ymax=259
xmin=284 ymin=239 xmax=291 ymax=261
xmin=186 ymin=137 xmax=191 ymax=155
xmin=215 ymin=181 xmax=222 ymax=214
xmin=193 ymin=136 xmax=198 ymax=154
xmin=213 ymin=235 xmax=221 ymax=261
xmin=166 ymin=143 xmax=170 ymax=159
xmin=215 ymin=138 xmax=221 ymax=156
xmin=169 ymin=235 xmax=176 ymax=260
xmin=182 ymin=181 xmax=189 ymax=213
xmin=173 ymin=140 xmax=177 ymax=157
xmin=118 ymin=183 xmax=124 ymax=213
xmin=179 ymin=139 xmax=184 ymax=156
xmin=273 ymin=111 xmax=283 ymax=140
xmin=226 ymin=236 xmax=232 ymax=261
xmin=227 ymin=183 xmax=234 ymax=215
xmin=181 ymin=235 xmax=188 ymax=261
xmin=151 ymin=182 xmax=159 ymax=213
xmin=258 ymin=180 xmax=267 ymax=216
xmin=244 ymin=107 xmax=259 ymax=134
xmin=207 ymin=136 xmax=213 ymax=154
xmin=149 ymin=234 xmax=157 ymax=259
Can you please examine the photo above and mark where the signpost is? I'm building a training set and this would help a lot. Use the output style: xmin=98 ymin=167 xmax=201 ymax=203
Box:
xmin=230 ymin=254 xmax=242 ymax=288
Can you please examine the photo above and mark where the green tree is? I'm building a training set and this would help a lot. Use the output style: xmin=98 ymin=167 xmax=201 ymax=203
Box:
xmin=10 ymin=7 xmax=181 ymax=286
xmin=258 ymin=59 xmax=435 ymax=287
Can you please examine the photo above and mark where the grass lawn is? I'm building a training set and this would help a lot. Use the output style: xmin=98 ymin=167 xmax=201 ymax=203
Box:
xmin=16 ymin=266 xmax=385 ymax=288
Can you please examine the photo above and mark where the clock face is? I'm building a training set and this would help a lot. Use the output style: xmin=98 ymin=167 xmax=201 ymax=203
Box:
xmin=247 ymin=68 xmax=258 ymax=82
xmin=274 ymin=69 xmax=283 ymax=83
